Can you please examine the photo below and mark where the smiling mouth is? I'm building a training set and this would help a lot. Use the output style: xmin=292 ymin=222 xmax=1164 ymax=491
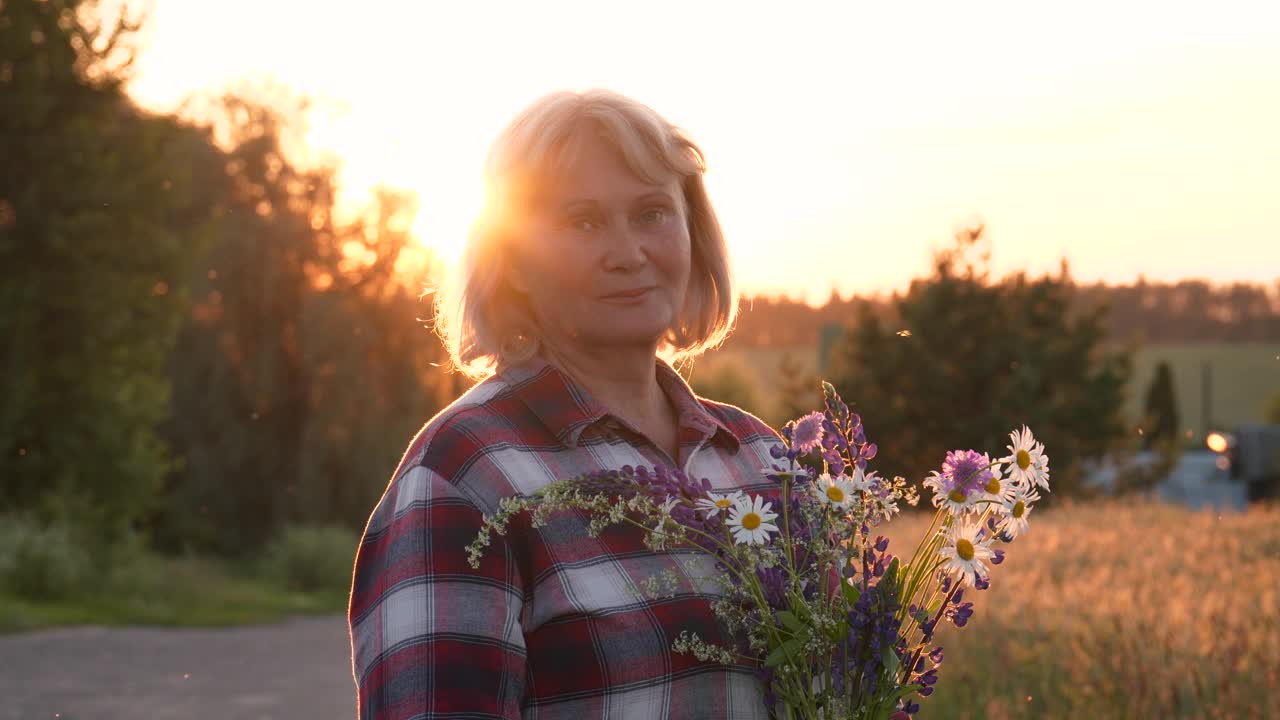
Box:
xmin=602 ymin=287 xmax=654 ymax=300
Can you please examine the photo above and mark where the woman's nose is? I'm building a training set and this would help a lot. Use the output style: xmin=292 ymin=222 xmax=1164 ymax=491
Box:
xmin=602 ymin=224 xmax=647 ymax=272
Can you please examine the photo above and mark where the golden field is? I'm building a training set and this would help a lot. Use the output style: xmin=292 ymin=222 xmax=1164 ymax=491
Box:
xmin=883 ymin=500 xmax=1280 ymax=719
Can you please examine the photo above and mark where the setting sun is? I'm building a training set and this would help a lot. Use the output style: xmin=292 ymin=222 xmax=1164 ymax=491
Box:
xmin=407 ymin=166 xmax=486 ymax=266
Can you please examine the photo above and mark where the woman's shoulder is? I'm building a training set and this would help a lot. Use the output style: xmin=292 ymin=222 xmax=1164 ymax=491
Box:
xmin=389 ymin=373 xmax=545 ymax=497
xmin=694 ymin=395 xmax=783 ymax=445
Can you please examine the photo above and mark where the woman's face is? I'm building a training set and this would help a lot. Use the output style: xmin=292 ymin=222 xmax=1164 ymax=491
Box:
xmin=511 ymin=133 xmax=692 ymax=355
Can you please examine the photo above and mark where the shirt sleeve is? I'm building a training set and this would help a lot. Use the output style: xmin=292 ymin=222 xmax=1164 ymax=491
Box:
xmin=349 ymin=464 xmax=527 ymax=719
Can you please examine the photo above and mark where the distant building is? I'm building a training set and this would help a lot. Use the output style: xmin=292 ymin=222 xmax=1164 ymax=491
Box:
xmin=1226 ymin=424 xmax=1280 ymax=501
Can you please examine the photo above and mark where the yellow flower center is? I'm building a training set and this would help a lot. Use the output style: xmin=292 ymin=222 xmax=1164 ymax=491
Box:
xmin=984 ymin=478 xmax=1001 ymax=494
xmin=948 ymin=489 xmax=968 ymax=504
xmin=1012 ymin=500 xmax=1025 ymax=518
xmin=715 ymin=498 xmax=733 ymax=508
xmin=956 ymin=538 xmax=975 ymax=561
xmin=741 ymin=513 xmax=761 ymax=530
xmin=1016 ymin=449 xmax=1032 ymax=470
xmin=826 ymin=486 xmax=846 ymax=503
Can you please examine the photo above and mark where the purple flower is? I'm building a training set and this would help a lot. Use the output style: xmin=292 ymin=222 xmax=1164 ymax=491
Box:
xmin=757 ymin=567 xmax=788 ymax=609
xmin=791 ymin=412 xmax=825 ymax=453
xmin=940 ymin=449 xmax=994 ymax=498
xmin=948 ymin=601 xmax=975 ymax=627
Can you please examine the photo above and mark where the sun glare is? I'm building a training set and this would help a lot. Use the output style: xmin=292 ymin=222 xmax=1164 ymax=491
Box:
xmin=409 ymin=171 xmax=485 ymax=268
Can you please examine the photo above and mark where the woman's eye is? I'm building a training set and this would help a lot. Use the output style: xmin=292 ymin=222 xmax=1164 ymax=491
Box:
xmin=638 ymin=208 xmax=668 ymax=224
xmin=569 ymin=216 xmax=601 ymax=231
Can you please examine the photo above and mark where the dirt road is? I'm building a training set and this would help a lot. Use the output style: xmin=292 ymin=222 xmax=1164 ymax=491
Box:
xmin=0 ymin=615 xmax=354 ymax=720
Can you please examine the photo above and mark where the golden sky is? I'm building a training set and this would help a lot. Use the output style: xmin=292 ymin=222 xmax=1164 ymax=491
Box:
xmin=126 ymin=0 xmax=1280 ymax=301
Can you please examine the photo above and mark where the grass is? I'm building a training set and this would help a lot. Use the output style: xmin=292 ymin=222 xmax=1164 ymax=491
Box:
xmin=882 ymin=499 xmax=1280 ymax=719
xmin=0 ymin=546 xmax=349 ymax=635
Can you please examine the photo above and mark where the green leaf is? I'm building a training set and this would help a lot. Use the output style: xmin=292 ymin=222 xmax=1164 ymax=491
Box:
xmin=764 ymin=637 xmax=806 ymax=668
xmin=886 ymin=557 xmax=901 ymax=589
xmin=868 ymin=684 xmax=925 ymax=720
xmin=882 ymin=644 xmax=901 ymax=679
xmin=775 ymin=610 xmax=805 ymax=633
xmin=842 ymin=578 xmax=862 ymax=608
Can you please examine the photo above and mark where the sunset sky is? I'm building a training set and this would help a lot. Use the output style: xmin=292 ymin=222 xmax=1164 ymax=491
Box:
xmin=125 ymin=0 xmax=1280 ymax=302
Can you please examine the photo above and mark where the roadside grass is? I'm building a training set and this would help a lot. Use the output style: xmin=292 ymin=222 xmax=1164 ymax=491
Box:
xmin=0 ymin=523 xmax=354 ymax=634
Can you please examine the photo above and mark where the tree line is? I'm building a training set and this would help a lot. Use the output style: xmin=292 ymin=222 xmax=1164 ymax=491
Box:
xmin=729 ymin=277 xmax=1280 ymax=350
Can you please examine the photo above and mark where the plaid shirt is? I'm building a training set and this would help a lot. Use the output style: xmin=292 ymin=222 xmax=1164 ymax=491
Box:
xmin=348 ymin=354 xmax=783 ymax=719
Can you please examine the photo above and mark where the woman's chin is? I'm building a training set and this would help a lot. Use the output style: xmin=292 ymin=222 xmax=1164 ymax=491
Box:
xmin=577 ymin=323 xmax=671 ymax=352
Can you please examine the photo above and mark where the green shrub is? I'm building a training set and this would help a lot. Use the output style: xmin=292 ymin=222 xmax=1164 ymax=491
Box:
xmin=260 ymin=525 xmax=359 ymax=594
xmin=0 ymin=515 xmax=96 ymax=600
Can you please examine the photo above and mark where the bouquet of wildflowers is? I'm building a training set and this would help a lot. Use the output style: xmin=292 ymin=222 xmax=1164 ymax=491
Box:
xmin=467 ymin=382 xmax=1050 ymax=718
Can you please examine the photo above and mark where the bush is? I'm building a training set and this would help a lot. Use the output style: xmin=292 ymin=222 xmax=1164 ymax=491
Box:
xmin=0 ymin=515 xmax=96 ymax=600
xmin=259 ymin=525 xmax=360 ymax=594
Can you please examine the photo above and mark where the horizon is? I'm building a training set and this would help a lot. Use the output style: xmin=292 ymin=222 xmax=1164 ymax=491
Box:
xmin=125 ymin=0 xmax=1280 ymax=301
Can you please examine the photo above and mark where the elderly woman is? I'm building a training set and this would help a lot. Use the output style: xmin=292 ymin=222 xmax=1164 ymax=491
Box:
xmin=348 ymin=90 xmax=780 ymax=719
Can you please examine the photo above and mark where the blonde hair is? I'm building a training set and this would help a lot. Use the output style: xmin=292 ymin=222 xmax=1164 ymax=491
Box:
xmin=433 ymin=89 xmax=738 ymax=380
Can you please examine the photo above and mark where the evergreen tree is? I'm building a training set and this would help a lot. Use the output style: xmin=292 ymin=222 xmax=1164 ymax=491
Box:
xmin=1142 ymin=361 xmax=1180 ymax=449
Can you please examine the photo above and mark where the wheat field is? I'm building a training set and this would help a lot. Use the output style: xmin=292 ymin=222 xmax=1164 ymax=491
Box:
xmin=882 ymin=500 xmax=1280 ymax=719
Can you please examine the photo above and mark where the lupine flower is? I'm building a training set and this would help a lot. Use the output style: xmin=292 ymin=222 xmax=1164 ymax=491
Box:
xmin=1002 ymin=425 xmax=1050 ymax=490
xmin=727 ymin=494 xmax=779 ymax=545
xmin=938 ymin=520 xmax=996 ymax=587
xmin=923 ymin=449 xmax=995 ymax=515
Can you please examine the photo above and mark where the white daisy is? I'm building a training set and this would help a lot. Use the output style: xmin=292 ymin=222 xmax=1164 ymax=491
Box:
xmin=996 ymin=483 xmax=1041 ymax=540
xmin=695 ymin=490 xmax=744 ymax=517
xmin=980 ymin=462 xmax=1016 ymax=504
xmin=923 ymin=470 xmax=979 ymax=515
xmin=849 ymin=466 xmax=876 ymax=494
xmin=938 ymin=520 xmax=996 ymax=587
xmin=652 ymin=496 xmax=682 ymax=536
xmin=867 ymin=492 xmax=900 ymax=522
xmin=726 ymin=494 xmax=779 ymax=545
xmin=812 ymin=473 xmax=857 ymax=509
xmin=1002 ymin=425 xmax=1050 ymax=491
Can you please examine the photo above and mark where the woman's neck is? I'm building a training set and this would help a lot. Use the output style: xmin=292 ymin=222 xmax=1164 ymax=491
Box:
xmin=541 ymin=341 xmax=673 ymax=436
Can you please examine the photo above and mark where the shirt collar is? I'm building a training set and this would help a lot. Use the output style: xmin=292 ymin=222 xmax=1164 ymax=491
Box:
xmin=500 ymin=353 xmax=740 ymax=452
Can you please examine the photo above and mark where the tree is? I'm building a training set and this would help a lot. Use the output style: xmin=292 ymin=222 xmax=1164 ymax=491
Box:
xmin=826 ymin=226 xmax=1132 ymax=499
xmin=0 ymin=0 xmax=221 ymax=543
xmin=154 ymin=95 xmax=454 ymax=555
xmin=775 ymin=351 xmax=821 ymax=426
xmin=1141 ymin=362 xmax=1180 ymax=450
